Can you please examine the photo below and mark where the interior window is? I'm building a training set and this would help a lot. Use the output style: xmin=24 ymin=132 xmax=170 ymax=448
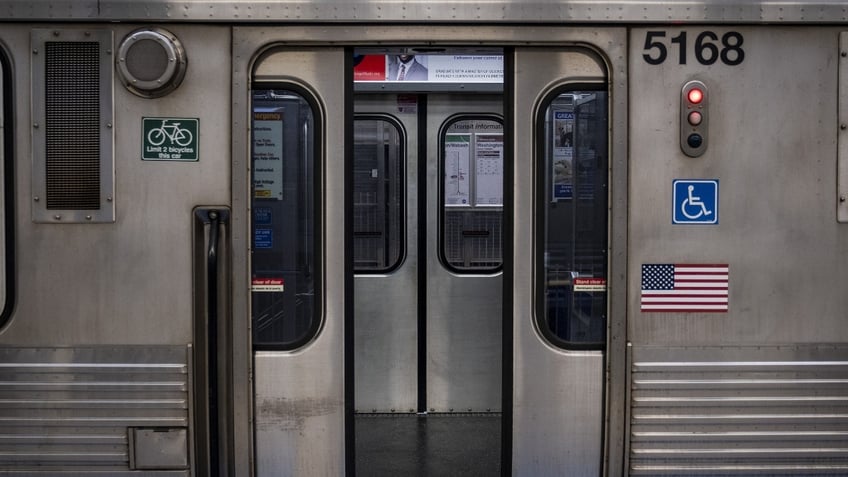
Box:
xmin=353 ymin=117 xmax=404 ymax=272
xmin=538 ymin=89 xmax=609 ymax=348
xmin=250 ymin=88 xmax=320 ymax=350
xmin=440 ymin=117 xmax=504 ymax=272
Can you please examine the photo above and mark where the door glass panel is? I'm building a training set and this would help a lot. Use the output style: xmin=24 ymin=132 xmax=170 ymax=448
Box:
xmin=353 ymin=117 xmax=404 ymax=272
xmin=539 ymin=90 xmax=608 ymax=348
xmin=250 ymin=88 xmax=319 ymax=350
xmin=441 ymin=117 xmax=504 ymax=272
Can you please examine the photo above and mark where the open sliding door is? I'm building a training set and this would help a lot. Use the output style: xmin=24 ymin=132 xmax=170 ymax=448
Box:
xmin=511 ymin=47 xmax=610 ymax=476
xmin=249 ymin=47 xmax=348 ymax=476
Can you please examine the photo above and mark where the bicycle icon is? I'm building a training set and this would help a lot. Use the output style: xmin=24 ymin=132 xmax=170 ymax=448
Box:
xmin=673 ymin=180 xmax=718 ymax=224
xmin=147 ymin=119 xmax=193 ymax=147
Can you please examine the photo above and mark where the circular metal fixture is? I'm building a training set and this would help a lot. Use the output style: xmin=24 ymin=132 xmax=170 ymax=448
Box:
xmin=117 ymin=28 xmax=187 ymax=98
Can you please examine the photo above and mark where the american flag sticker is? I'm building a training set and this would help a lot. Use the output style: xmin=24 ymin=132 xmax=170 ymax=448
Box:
xmin=641 ymin=264 xmax=728 ymax=312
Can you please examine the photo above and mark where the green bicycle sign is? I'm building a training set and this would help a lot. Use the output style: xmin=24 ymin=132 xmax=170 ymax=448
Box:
xmin=142 ymin=117 xmax=199 ymax=161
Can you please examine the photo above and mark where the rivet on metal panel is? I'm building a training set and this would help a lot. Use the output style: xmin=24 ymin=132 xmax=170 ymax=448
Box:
xmin=33 ymin=197 xmax=39 ymax=202
xmin=32 ymin=123 xmax=38 ymax=128
xmin=843 ymin=51 xmax=847 ymax=57
xmin=840 ymin=195 xmax=847 ymax=203
xmin=86 ymin=215 xmax=92 ymax=221
xmin=842 ymin=124 xmax=847 ymax=130
xmin=53 ymin=215 xmax=61 ymax=220
xmin=107 ymin=196 xmax=113 ymax=202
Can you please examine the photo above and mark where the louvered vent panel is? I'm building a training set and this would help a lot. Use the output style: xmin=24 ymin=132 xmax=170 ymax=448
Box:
xmin=629 ymin=345 xmax=848 ymax=476
xmin=44 ymin=41 xmax=100 ymax=210
xmin=0 ymin=346 xmax=189 ymax=473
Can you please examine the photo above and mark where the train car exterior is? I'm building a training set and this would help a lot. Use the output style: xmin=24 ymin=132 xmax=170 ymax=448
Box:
xmin=1 ymin=1 xmax=848 ymax=476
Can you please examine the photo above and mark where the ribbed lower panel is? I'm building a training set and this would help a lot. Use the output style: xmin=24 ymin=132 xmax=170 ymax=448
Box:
xmin=0 ymin=346 xmax=189 ymax=474
xmin=629 ymin=345 xmax=848 ymax=476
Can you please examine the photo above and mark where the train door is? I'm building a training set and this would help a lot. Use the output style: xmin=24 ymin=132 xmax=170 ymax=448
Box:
xmin=353 ymin=87 xmax=504 ymax=474
xmin=511 ymin=48 xmax=612 ymax=476
xmin=247 ymin=48 xmax=348 ymax=476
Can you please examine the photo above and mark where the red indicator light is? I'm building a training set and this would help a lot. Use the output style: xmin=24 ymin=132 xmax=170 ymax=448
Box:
xmin=687 ymin=88 xmax=704 ymax=104
xmin=688 ymin=111 xmax=703 ymax=126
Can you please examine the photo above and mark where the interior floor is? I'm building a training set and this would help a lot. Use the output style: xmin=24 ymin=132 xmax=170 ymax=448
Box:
xmin=355 ymin=413 xmax=502 ymax=476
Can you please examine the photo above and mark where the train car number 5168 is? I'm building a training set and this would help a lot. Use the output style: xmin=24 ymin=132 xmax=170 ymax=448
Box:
xmin=643 ymin=31 xmax=745 ymax=66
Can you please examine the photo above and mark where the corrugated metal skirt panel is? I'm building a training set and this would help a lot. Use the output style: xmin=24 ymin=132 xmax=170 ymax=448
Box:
xmin=0 ymin=346 xmax=188 ymax=473
xmin=629 ymin=345 xmax=848 ymax=476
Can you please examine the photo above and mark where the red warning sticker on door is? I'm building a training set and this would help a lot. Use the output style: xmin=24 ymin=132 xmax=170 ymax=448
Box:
xmin=252 ymin=278 xmax=285 ymax=292
xmin=573 ymin=278 xmax=606 ymax=292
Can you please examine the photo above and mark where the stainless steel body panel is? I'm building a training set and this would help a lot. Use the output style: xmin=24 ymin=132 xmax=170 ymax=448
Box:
xmin=6 ymin=1 xmax=848 ymax=24
xmin=354 ymin=95 xmax=419 ymax=413
xmin=251 ymin=48 xmax=347 ymax=476
xmin=426 ymin=95 xmax=503 ymax=413
xmin=0 ymin=23 xmax=231 ymax=473
xmin=629 ymin=26 xmax=847 ymax=346
xmin=0 ymin=24 xmax=231 ymax=347
xmin=627 ymin=26 xmax=848 ymax=475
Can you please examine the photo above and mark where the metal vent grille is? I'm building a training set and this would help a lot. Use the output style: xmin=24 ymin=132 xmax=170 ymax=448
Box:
xmin=45 ymin=41 xmax=100 ymax=210
xmin=629 ymin=345 xmax=848 ymax=476
xmin=32 ymin=29 xmax=113 ymax=223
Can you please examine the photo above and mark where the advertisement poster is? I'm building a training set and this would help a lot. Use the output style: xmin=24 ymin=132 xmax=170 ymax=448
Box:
xmin=354 ymin=54 xmax=503 ymax=83
xmin=474 ymin=133 xmax=504 ymax=206
xmin=253 ymin=111 xmax=284 ymax=200
xmin=444 ymin=134 xmax=471 ymax=205
xmin=552 ymin=110 xmax=574 ymax=201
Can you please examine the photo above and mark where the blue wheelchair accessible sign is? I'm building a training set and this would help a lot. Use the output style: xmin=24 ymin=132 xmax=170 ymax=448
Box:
xmin=673 ymin=179 xmax=718 ymax=224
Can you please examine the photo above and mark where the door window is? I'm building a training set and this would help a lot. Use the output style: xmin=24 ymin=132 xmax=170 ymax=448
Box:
xmin=250 ymin=88 xmax=320 ymax=350
xmin=353 ymin=117 xmax=405 ymax=273
xmin=537 ymin=89 xmax=609 ymax=349
xmin=440 ymin=116 xmax=504 ymax=272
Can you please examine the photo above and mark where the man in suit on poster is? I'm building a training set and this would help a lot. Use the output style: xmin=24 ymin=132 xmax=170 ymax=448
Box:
xmin=388 ymin=55 xmax=428 ymax=81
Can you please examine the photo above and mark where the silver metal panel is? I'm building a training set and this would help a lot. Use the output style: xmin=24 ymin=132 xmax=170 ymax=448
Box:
xmin=130 ymin=428 xmax=189 ymax=470
xmin=354 ymin=95 xmax=419 ymax=413
xmin=252 ymin=47 xmax=347 ymax=477
xmin=31 ymin=28 xmax=114 ymax=223
xmin=839 ymin=32 xmax=848 ymax=222
xmin=0 ymin=25 xmax=231 ymax=347
xmin=629 ymin=27 xmax=847 ymax=346
xmin=630 ymin=345 xmax=848 ymax=475
xmin=426 ymin=95 xmax=503 ymax=413
xmin=7 ymin=1 xmax=848 ymax=24
xmin=512 ymin=47 xmax=609 ymax=476
xmin=0 ymin=346 xmax=188 ymax=473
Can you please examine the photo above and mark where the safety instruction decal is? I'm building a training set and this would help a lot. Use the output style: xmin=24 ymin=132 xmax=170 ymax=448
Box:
xmin=252 ymin=278 xmax=285 ymax=292
xmin=573 ymin=278 xmax=606 ymax=292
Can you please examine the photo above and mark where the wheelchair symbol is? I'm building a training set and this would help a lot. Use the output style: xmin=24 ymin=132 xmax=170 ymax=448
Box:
xmin=681 ymin=185 xmax=712 ymax=220
xmin=673 ymin=180 xmax=718 ymax=224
